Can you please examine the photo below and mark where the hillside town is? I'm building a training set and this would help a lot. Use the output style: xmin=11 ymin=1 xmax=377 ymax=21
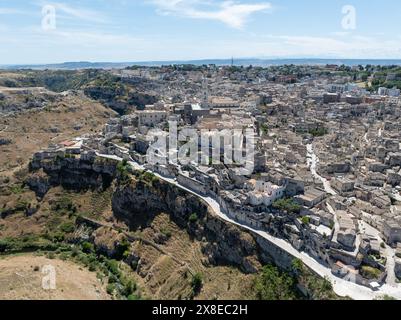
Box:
xmin=29 ymin=64 xmax=401 ymax=297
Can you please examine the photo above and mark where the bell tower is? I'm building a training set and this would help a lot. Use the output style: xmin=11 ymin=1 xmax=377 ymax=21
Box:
xmin=201 ymin=77 xmax=209 ymax=109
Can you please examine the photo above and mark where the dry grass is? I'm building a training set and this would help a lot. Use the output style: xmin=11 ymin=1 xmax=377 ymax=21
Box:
xmin=0 ymin=187 xmax=114 ymax=239
xmin=0 ymin=254 xmax=110 ymax=300
xmin=0 ymin=92 xmax=114 ymax=176
xmin=132 ymin=213 xmax=257 ymax=300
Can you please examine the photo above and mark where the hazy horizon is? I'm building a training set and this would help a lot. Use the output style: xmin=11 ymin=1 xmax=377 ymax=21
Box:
xmin=3 ymin=57 xmax=401 ymax=70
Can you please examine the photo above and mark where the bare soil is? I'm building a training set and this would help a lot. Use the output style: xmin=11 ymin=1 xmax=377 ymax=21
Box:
xmin=0 ymin=254 xmax=110 ymax=300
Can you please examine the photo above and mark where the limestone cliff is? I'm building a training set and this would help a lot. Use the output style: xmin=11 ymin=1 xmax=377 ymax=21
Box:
xmin=112 ymin=178 xmax=263 ymax=273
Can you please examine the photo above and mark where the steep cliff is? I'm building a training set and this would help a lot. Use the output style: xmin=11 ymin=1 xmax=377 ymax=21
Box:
xmin=28 ymin=156 xmax=117 ymax=197
xmin=112 ymin=178 xmax=263 ymax=273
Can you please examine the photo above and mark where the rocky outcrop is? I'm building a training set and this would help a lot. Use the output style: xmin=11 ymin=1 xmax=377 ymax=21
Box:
xmin=111 ymin=178 xmax=299 ymax=274
xmin=112 ymin=178 xmax=208 ymax=229
xmin=28 ymin=154 xmax=117 ymax=197
xmin=93 ymin=226 xmax=126 ymax=257
xmin=83 ymin=86 xmax=158 ymax=115
xmin=201 ymin=216 xmax=262 ymax=273
xmin=25 ymin=169 xmax=52 ymax=198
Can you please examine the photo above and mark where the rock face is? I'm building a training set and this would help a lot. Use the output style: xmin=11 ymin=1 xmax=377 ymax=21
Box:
xmin=111 ymin=179 xmax=262 ymax=273
xmin=29 ymin=155 xmax=117 ymax=197
xmin=202 ymin=217 xmax=262 ymax=273
xmin=93 ymin=226 xmax=126 ymax=257
xmin=112 ymin=179 xmax=208 ymax=228
xmin=83 ymin=86 xmax=158 ymax=115
xmin=0 ymin=94 xmax=48 ymax=116
xmin=25 ymin=169 xmax=52 ymax=198
xmin=395 ymin=258 xmax=401 ymax=280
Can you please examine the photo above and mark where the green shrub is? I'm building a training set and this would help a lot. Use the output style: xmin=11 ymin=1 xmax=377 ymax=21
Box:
xmin=81 ymin=241 xmax=95 ymax=254
xmin=108 ymin=274 xmax=118 ymax=284
xmin=59 ymin=252 xmax=70 ymax=261
xmin=189 ymin=213 xmax=198 ymax=223
xmin=89 ymin=262 xmax=97 ymax=272
xmin=360 ymin=266 xmax=381 ymax=280
xmin=51 ymin=196 xmax=76 ymax=215
xmin=9 ymin=184 xmax=24 ymax=194
xmin=59 ymin=222 xmax=75 ymax=234
xmin=0 ymin=236 xmax=57 ymax=253
xmin=77 ymin=253 xmax=90 ymax=266
xmin=301 ymin=216 xmax=310 ymax=225
xmin=254 ymin=265 xmax=297 ymax=300
xmin=191 ymin=273 xmax=203 ymax=295
xmin=161 ymin=228 xmax=172 ymax=239
xmin=113 ymin=238 xmax=131 ymax=260
xmin=273 ymin=198 xmax=301 ymax=214
xmin=121 ymin=279 xmax=137 ymax=297
xmin=71 ymin=246 xmax=80 ymax=257
xmin=105 ymin=259 xmax=121 ymax=277
xmin=291 ymin=259 xmax=304 ymax=273
xmin=260 ymin=124 xmax=269 ymax=134
xmin=46 ymin=252 xmax=56 ymax=259
xmin=48 ymin=231 xmax=65 ymax=243
xmin=106 ymin=283 xmax=116 ymax=295
xmin=117 ymin=160 xmax=130 ymax=183
xmin=16 ymin=200 xmax=29 ymax=211
xmin=141 ymin=172 xmax=159 ymax=185
xmin=308 ymin=127 xmax=328 ymax=137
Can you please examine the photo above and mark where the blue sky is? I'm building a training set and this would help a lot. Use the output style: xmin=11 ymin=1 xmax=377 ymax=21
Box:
xmin=0 ymin=0 xmax=401 ymax=64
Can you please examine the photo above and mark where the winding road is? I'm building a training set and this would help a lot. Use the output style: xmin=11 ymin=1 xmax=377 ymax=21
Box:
xmin=306 ymin=144 xmax=337 ymax=195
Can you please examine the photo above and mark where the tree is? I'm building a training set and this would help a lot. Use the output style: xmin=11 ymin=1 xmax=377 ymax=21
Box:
xmin=117 ymin=160 xmax=130 ymax=183
xmin=273 ymin=198 xmax=301 ymax=214
xmin=254 ymin=265 xmax=297 ymax=300
xmin=191 ymin=273 xmax=203 ymax=295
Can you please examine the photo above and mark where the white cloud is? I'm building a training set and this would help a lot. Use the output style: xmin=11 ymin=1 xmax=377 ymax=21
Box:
xmin=149 ymin=0 xmax=271 ymax=29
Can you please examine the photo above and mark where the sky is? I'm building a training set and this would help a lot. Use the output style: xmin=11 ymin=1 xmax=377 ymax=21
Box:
xmin=0 ymin=0 xmax=401 ymax=64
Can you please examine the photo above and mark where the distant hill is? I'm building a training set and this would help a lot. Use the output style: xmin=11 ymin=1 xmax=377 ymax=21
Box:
xmin=2 ymin=58 xmax=401 ymax=70
xmin=0 ymin=61 xmax=133 ymax=70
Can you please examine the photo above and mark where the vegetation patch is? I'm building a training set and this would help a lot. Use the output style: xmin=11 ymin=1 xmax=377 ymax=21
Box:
xmin=254 ymin=265 xmax=297 ymax=300
xmin=360 ymin=266 xmax=381 ymax=280
xmin=273 ymin=198 xmax=301 ymax=214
